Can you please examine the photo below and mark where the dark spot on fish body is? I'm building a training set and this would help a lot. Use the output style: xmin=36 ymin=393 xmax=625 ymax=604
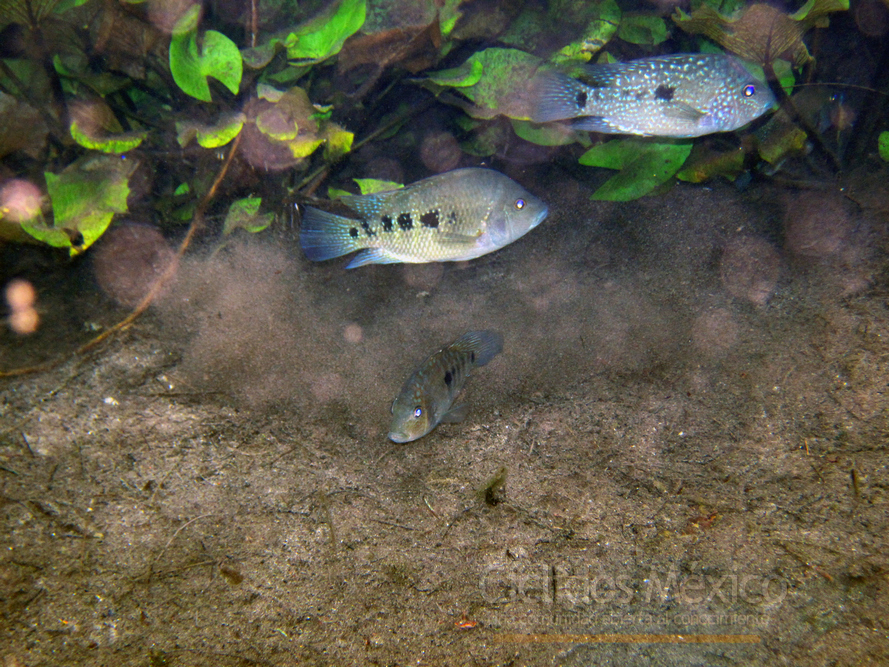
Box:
xmin=576 ymin=91 xmax=587 ymax=109
xmin=420 ymin=210 xmax=440 ymax=228
xmin=635 ymin=91 xmax=645 ymax=100
xmin=470 ymin=351 xmax=476 ymax=363
xmin=444 ymin=370 xmax=453 ymax=388
xmin=622 ymin=89 xmax=632 ymax=97
xmin=360 ymin=220 xmax=376 ymax=237
xmin=381 ymin=215 xmax=394 ymax=232
xmin=397 ymin=213 xmax=413 ymax=230
xmin=655 ymin=85 xmax=675 ymax=102
xmin=447 ymin=211 xmax=458 ymax=224
xmin=349 ymin=227 xmax=359 ymax=238
xmin=594 ymin=89 xmax=602 ymax=101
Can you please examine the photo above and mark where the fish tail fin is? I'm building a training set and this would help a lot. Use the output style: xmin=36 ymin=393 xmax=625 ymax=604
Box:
xmin=299 ymin=206 xmax=363 ymax=262
xmin=456 ymin=330 xmax=504 ymax=367
xmin=532 ymin=72 xmax=589 ymax=123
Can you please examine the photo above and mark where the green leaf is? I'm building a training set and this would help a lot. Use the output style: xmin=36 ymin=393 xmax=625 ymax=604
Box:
xmin=617 ymin=14 xmax=668 ymax=45
xmin=323 ymin=123 xmax=354 ymax=161
xmin=283 ymin=0 xmax=365 ymax=61
xmin=70 ymin=121 xmax=145 ymax=153
xmin=353 ymin=178 xmax=403 ymax=195
xmin=510 ymin=119 xmax=582 ymax=146
xmin=676 ymin=145 xmax=745 ymax=183
xmin=176 ymin=112 xmax=245 ymax=148
xmin=425 ymin=58 xmax=484 ymax=88
xmin=22 ymin=155 xmax=136 ymax=255
xmin=170 ymin=13 xmax=243 ymax=102
xmin=879 ymin=132 xmax=889 ymax=162
xmin=551 ymin=0 xmax=621 ymax=64
xmin=223 ymin=196 xmax=273 ymax=234
xmin=580 ymin=139 xmax=693 ymax=201
xmin=426 ymin=47 xmax=544 ymax=120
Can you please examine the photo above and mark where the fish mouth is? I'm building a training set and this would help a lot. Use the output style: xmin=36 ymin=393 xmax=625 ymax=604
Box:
xmin=388 ymin=431 xmax=414 ymax=444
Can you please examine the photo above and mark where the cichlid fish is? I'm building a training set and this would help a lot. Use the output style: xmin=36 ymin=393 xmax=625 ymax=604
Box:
xmin=299 ymin=168 xmax=548 ymax=269
xmin=389 ymin=330 xmax=503 ymax=443
xmin=531 ymin=53 xmax=776 ymax=137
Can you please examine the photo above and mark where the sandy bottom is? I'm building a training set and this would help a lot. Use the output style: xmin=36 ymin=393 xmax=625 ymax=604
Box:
xmin=2 ymin=170 xmax=888 ymax=666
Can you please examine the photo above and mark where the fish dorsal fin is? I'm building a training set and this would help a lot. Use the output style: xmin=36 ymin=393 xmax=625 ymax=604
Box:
xmin=452 ymin=330 xmax=504 ymax=367
xmin=662 ymin=101 xmax=707 ymax=123
xmin=579 ymin=62 xmax=625 ymax=88
xmin=338 ymin=194 xmax=386 ymax=220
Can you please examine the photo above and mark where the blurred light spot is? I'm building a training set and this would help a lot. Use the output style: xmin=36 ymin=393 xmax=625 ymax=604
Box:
xmin=0 ymin=179 xmax=42 ymax=222
xmin=343 ymin=323 xmax=363 ymax=344
xmin=420 ymin=131 xmax=462 ymax=173
xmin=5 ymin=278 xmax=39 ymax=334
xmin=92 ymin=223 xmax=176 ymax=307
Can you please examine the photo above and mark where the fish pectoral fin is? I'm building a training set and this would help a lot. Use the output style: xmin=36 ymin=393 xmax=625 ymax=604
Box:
xmin=345 ymin=248 xmax=402 ymax=268
xmin=438 ymin=231 xmax=482 ymax=245
xmin=663 ymin=102 xmax=707 ymax=123
xmin=440 ymin=404 xmax=469 ymax=423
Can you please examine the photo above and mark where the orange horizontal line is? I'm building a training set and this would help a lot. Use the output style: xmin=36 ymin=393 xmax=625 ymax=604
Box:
xmin=492 ymin=633 xmax=761 ymax=644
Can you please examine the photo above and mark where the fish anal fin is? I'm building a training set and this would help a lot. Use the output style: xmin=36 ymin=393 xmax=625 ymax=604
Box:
xmin=345 ymin=248 xmax=402 ymax=268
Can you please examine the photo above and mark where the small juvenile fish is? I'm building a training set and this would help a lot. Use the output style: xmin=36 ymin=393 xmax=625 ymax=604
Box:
xmin=300 ymin=168 xmax=548 ymax=269
xmin=389 ymin=330 xmax=503 ymax=443
xmin=531 ymin=53 xmax=776 ymax=137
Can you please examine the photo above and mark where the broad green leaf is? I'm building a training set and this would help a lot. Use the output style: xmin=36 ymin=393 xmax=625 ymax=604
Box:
xmin=617 ymin=14 xmax=668 ymax=45
xmin=23 ymin=155 xmax=136 ymax=255
xmin=170 ymin=15 xmax=243 ymax=102
xmin=223 ymin=196 xmax=273 ymax=234
xmin=511 ymin=119 xmax=581 ymax=146
xmin=289 ymin=136 xmax=324 ymax=158
xmin=879 ymin=132 xmax=889 ymax=162
xmin=580 ymin=139 xmax=693 ymax=201
xmin=174 ymin=183 xmax=190 ymax=195
xmin=551 ymin=0 xmax=621 ymax=64
xmin=676 ymin=145 xmax=745 ymax=183
xmin=323 ymin=123 xmax=354 ymax=161
xmin=353 ymin=178 xmax=403 ymax=195
xmin=256 ymin=106 xmax=299 ymax=141
xmin=439 ymin=0 xmax=464 ymax=36
xmin=425 ymin=58 xmax=484 ymax=88
xmin=176 ymin=112 xmax=245 ymax=148
xmin=284 ymin=0 xmax=365 ymax=61
xmin=426 ymin=47 xmax=543 ymax=120
xmin=67 ymin=99 xmax=145 ymax=153
xmin=673 ymin=0 xmax=849 ymax=67
xmin=70 ymin=121 xmax=145 ymax=153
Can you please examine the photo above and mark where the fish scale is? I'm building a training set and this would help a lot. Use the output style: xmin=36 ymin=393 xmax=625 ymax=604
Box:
xmin=299 ymin=168 xmax=548 ymax=269
xmin=532 ymin=53 xmax=776 ymax=137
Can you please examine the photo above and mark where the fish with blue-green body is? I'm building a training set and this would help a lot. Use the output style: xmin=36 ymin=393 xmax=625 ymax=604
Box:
xmin=299 ymin=168 xmax=548 ymax=269
xmin=531 ymin=53 xmax=776 ymax=137
xmin=389 ymin=330 xmax=503 ymax=443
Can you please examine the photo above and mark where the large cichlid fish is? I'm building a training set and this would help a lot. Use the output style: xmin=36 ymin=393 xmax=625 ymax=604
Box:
xmin=531 ymin=53 xmax=776 ymax=137
xmin=389 ymin=330 xmax=503 ymax=443
xmin=299 ymin=168 xmax=548 ymax=269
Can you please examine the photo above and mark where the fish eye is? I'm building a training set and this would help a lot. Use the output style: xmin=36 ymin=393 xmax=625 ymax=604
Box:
xmin=413 ymin=406 xmax=423 ymax=418
xmin=514 ymin=199 xmax=525 ymax=210
xmin=743 ymin=84 xmax=756 ymax=97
